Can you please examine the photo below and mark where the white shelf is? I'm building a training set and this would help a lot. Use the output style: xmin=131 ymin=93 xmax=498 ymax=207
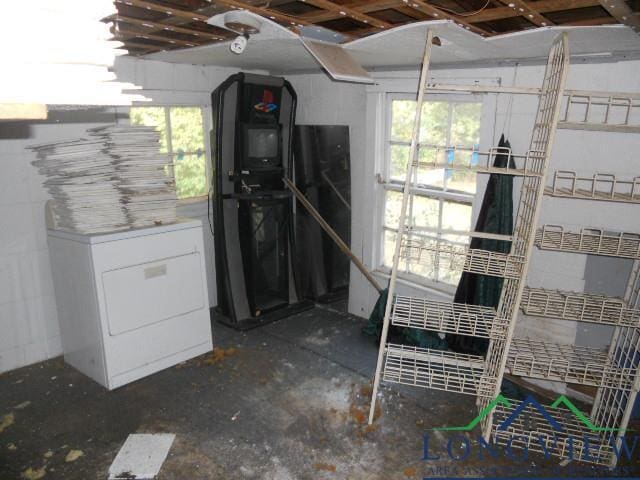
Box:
xmin=535 ymin=225 xmax=640 ymax=259
xmin=382 ymin=343 xmax=495 ymax=397
xmin=506 ymin=338 xmax=635 ymax=390
xmin=401 ymin=238 xmax=525 ymax=280
xmin=546 ymin=171 xmax=640 ymax=204
xmin=491 ymin=397 xmax=614 ymax=466
xmin=391 ymin=295 xmax=508 ymax=339
xmin=559 ymin=92 xmax=640 ymax=134
xmin=416 ymin=145 xmax=545 ymax=177
xmin=521 ymin=287 xmax=640 ymax=327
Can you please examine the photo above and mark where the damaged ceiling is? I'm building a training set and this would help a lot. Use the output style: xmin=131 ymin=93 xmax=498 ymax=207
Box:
xmin=107 ymin=0 xmax=640 ymax=56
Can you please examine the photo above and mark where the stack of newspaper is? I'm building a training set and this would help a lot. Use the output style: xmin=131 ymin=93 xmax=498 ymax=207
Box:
xmin=30 ymin=124 xmax=177 ymax=234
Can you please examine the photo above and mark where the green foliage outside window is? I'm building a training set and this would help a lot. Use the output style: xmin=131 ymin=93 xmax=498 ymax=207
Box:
xmin=130 ymin=106 xmax=207 ymax=200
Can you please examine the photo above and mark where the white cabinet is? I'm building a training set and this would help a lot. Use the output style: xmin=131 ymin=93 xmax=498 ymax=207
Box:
xmin=48 ymin=219 xmax=213 ymax=389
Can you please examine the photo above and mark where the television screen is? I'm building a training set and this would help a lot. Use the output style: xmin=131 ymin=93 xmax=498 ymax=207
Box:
xmin=248 ymin=128 xmax=279 ymax=159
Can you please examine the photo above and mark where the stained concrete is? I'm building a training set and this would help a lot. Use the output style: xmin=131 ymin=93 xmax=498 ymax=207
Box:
xmin=1 ymin=305 xmax=637 ymax=479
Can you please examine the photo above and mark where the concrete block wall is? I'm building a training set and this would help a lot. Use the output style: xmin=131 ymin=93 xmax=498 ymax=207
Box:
xmin=0 ymin=57 xmax=259 ymax=373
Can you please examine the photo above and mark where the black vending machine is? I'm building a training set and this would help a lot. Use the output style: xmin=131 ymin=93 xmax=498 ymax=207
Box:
xmin=211 ymin=73 xmax=312 ymax=329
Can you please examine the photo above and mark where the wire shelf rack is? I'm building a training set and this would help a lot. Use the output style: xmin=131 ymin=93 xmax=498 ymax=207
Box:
xmin=506 ymin=338 xmax=635 ymax=389
xmin=491 ymin=398 xmax=614 ymax=466
xmin=415 ymin=145 xmax=546 ymax=177
xmin=546 ymin=171 xmax=640 ymax=204
xmin=400 ymin=238 xmax=526 ymax=280
xmin=558 ymin=92 xmax=640 ymax=134
xmin=382 ymin=343 xmax=495 ymax=396
xmin=535 ymin=225 xmax=640 ymax=259
xmin=391 ymin=295 xmax=508 ymax=339
xmin=521 ymin=287 xmax=640 ymax=327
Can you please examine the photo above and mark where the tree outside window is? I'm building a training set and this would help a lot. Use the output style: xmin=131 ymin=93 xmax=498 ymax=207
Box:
xmin=130 ymin=106 xmax=208 ymax=200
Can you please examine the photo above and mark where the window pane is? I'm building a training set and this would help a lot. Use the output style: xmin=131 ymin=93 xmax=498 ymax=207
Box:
xmin=383 ymin=230 xmax=396 ymax=268
xmin=391 ymin=100 xmax=417 ymax=142
xmin=174 ymin=153 xmax=207 ymax=199
xmin=408 ymin=235 xmax=436 ymax=279
xmin=385 ymin=190 xmax=440 ymax=231
xmin=420 ymin=102 xmax=449 ymax=144
xmin=410 ymin=195 xmax=439 ymax=229
xmin=130 ymin=107 xmax=168 ymax=153
xmin=390 ymin=144 xmax=409 ymax=182
xmin=442 ymin=201 xmax=472 ymax=232
xmin=417 ymin=147 xmax=444 ymax=189
xmin=169 ymin=107 xmax=205 ymax=154
xmin=451 ymin=103 xmax=481 ymax=147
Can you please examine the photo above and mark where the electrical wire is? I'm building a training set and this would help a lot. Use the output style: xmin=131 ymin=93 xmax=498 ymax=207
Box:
xmin=434 ymin=0 xmax=492 ymax=17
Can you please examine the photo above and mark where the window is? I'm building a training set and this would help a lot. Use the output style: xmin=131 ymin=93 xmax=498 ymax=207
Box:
xmin=381 ymin=97 xmax=482 ymax=287
xmin=130 ymin=106 xmax=208 ymax=200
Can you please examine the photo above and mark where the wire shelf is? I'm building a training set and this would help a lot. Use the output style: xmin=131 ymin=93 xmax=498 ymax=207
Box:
xmin=521 ymin=287 xmax=640 ymax=327
xmin=382 ymin=343 xmax=495 ymax=397
xmin=491 ymin=398 xmax=614 ymax=466
xmin=506 ymin=338 xmax=635 ymax=390
xmin=415 ymin=145 xmax=546 ymax=177
xmin=535 ymin=225 xmax=640 ymax=259
xmin=559 ymin=92 xmax=640 ymax=134
xmin=400 ymin=238 xmax=525 ymax=280
xmin=546 ymin=171 xmax=640 ymax=204
xmin=391 ymin=295 xmax=508 ymax=339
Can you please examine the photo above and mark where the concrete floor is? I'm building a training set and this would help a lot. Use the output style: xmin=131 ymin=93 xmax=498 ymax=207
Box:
xmin=1 ymin=304 xmax=637 ymax=479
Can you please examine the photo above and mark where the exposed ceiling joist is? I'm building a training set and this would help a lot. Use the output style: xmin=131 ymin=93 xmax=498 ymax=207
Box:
xmin=113 ymin=28 xmax=202 ymax=47
xmin=106 ymin=0 xmax=637 ymax=56
xmin=399 ymin=0 xmax=493 ymax=36
xmin=215 ymin=0 xmax=310 ymax=28
xmin=598 ymin=0 xmax=640 ymax=33
xmin=470 ymin=0 xmax=601 ymax=23
xmin=298 ymin=0 xmax=393 ymax=29
xmin=112 ymin=14 xmax=226 ymax=40
xmin=495 ymin=0 xmax=556 ymax=27
xmin=114 ymin=0 xmax=211 ymax=23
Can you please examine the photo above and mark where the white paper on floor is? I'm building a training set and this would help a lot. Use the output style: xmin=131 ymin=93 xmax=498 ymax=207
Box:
xmin=108 ymin=433 xmax=175 ymax=480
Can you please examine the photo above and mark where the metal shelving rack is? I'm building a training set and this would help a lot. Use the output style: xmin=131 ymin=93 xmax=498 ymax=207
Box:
xmin=368 ymin=30 xmax=640 ymax=467
xmin=367 ymin=29 xmax=570 ymax=437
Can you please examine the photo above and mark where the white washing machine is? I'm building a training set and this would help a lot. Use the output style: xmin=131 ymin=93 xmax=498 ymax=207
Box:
xmin=47 ymin=219 xmax=213 ymax=389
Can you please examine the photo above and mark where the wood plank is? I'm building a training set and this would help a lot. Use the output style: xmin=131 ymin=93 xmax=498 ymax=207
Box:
xmin=119 ymin=40 xmax=167 ymax=52
xmin=112 ymin=15 xmax=226 ymax=40
xmin=300 ymin=0 xmax=403 ymax=23
xmin=112 ymin=27 xmax=202 ymax=47
xmin=114 ymin=0 xmax=211 ymax=22
xmin=598 ymin=0 xmax=640 ymax=32
xmin=401 ymin=0 xmax=492 ymax=36
xmin=215 ymin=0 xmax=311 ymax=28
xmin=494 ymin=0 xmax=555 ymax=26
xmin=301 ymin=0 xmax=394 ymax=29
xmin=562 ymin=16 xmax=617 ymax=26
xmin=470 ymin=0 xmax=600 ymax=23
xmin=0 ymin=104 xmax=47 ymax=120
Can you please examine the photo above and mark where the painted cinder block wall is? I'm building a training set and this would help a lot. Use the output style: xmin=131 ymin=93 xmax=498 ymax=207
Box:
xmin=0 ymin=57 xmax=263 ymax=373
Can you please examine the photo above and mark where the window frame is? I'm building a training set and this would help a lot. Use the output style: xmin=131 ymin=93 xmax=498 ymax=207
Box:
xmin=129 ymin=105 xmax=210 ymax=204
xmin=379 ymin=93 xmax=483 ymax=290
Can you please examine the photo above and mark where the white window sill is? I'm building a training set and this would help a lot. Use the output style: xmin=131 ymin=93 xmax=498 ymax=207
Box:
xmin=373 ymin=267 xmax=456 ymax=300
xmin=177 ymin=195 xmax=209 ymax=218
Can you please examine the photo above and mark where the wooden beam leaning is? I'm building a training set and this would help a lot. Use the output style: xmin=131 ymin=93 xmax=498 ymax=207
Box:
xmin=283 ymin=177 xmax=383 ymax=293
xmin=598 ymin=0 xmax=640 ymax=32
xmin=112 ymin=15 xmax=226 ymax=40
xmin=494 ymin=0 xmax=555 ymax=26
